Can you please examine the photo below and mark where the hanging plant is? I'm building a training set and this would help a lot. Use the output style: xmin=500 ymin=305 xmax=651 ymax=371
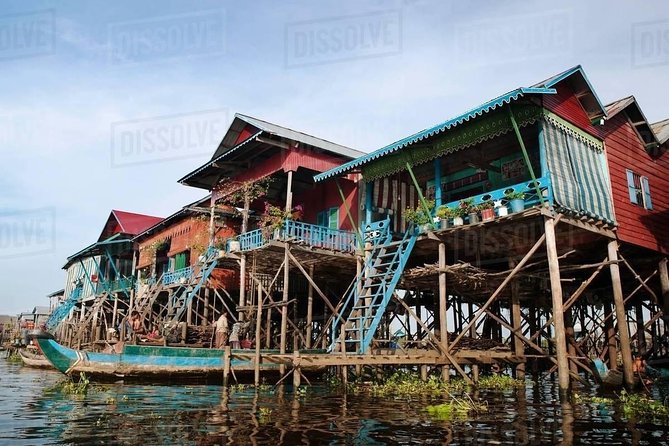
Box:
xmin=214 ymin=177 xmax=273 ymax=207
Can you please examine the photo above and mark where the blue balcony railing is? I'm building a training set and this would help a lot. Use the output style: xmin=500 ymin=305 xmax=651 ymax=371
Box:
xmin=229 ymin=220 xmax=358 ymax=254
xmin=443 ymin=176 xmax=551 ymax=212
xmin=163 ymin=266 xmax=194 ymax=286
xmin=284 ymin=220 xmax=357 ymax=253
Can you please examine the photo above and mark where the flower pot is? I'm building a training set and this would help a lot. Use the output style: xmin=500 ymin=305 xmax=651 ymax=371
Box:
xmin=468 ymin=212 xmax=480 ymax=224
xmin=453 ymin=216 xmax=464 ymax=226
xmin=421 ymin=223 xmax=432 ymax=233
xmin=273 ymin=228 xmax=282 ymax=240
xmin=481 ymin=208 xmax=495 ymax=222
xmin=440 ymin=218 xmax=450 ymax=230
xmin=497 ymin=205 xmax=508 ymax=217
xmin=510 ymin=198 xmax=525 ymax=213
xmin=218 ymin=249 xmax=226 ymax=258
xmin=228 ymin=240 xmax=241 ymax=252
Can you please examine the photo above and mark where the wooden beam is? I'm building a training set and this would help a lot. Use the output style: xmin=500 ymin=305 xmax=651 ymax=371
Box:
xmin=619 ymin=254 xmax=659 ymax=304
xmin=286 ymin=249 xmax=338 ymax=315
xmin=449 ymin=232 xmax=547 ymax=352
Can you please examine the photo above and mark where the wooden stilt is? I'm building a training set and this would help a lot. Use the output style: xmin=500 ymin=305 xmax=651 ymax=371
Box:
xmin=607 ymin=240 xmax=634 ymax=388
xmin=659 ymin=258 xmax=669 ymax=318
xmin=544 ymin=216 xmax=570 ymax=392
xmin=293 ymin=351 xmax=301 ymax=388
xmin=438 ymin=242 xmax=449 ymax=380
xmin=306 ymin=265 xmax=314 ymax=349
xmin=223 ymin=345 xmax=231 ymax=386
xmin=604 ymin=301 xmax=618 ymax=369
xmin=254 ymin=282 xmax=263 ymax=386
xmin=280 ymin=171 xmax=293 ymax=376
xmin=510 ymin=258 xmax=525 ymax=379
xmin=635 ymin=302 xmax=645 ymax=354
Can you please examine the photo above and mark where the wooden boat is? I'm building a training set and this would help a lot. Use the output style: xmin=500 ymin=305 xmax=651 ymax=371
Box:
xmin=30 ymin=330 xmax=280 ymax=379
xmin=18 ymin=347 xmax=53 ymax=369
xmin=592 ymin=358 xmax=641 ymax=387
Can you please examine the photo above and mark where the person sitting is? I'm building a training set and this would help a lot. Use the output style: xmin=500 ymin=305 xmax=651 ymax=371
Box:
xmin=129 ymin=311 xmax=145 ymax=335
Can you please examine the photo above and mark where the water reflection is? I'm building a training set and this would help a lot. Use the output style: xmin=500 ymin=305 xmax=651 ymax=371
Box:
xmin=2 ymin=360 xmax=669 ymax=445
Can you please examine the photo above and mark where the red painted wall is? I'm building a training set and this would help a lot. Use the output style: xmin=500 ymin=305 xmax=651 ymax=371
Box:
xmin=601 ymin=113 xmax=669 ymax=254
xmin=136 ymin=216 xmax=238 ymax=288
xmin=542 ymin=84 xmax=602 ymax=137
xmin=295 ymin=178 xmax=358 ymax=230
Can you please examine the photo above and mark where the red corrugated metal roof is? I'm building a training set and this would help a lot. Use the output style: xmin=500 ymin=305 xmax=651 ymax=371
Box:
xmin=107 ymin=210 xmax=163 ymax=238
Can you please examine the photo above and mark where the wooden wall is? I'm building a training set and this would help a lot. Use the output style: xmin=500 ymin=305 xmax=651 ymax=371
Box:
xmin=601 ymin=113 xmax=669 ymax=254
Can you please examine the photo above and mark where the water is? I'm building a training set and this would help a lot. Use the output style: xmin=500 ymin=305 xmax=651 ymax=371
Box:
xmin=2 ymin=358 xmax=669 ymax=445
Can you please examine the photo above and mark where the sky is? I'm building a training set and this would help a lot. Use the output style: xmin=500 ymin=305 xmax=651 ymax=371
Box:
xmin=0 ymin=0 xmax=667 ymax=315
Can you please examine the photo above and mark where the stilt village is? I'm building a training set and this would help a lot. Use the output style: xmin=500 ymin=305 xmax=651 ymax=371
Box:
xmin=7 ymin=65 xmax=669 ymax=392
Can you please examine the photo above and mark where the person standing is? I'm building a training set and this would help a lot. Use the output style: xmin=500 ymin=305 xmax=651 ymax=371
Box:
xmin=215 ymin=314 xmax=229 ymax=348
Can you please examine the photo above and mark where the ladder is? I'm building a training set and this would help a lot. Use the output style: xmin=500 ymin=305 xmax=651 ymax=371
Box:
xmin=330 ymin=219 xmax=417 ymax=354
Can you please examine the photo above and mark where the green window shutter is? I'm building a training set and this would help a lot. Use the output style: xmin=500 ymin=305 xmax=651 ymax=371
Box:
xmin=641 ymin=176 xmax=653 ymax=210
xmin=175 ymin=252 xmax=186 ymax=270
xmin=317 ymin=211 xmax=327 ymax=227
xmin=328 ymin=208 xmax=339 ymax=229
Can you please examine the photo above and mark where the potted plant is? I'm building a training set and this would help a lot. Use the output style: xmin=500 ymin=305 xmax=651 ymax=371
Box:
xmin=494 ymin=199 xmax=508 ymax=217
xmin=478 ymin=200 xmax=495 ymax=222
xmin=459 ymin=198 xmax=478 ymax=224
xmin=435 ymin=206 xmax=456 ymax=230
xmin=260 ymin=202 xmax=288 ymax=239
xmin=405 ymin=200 xmax=434 ymax=233
xmin=505 ymin=190 xmax=526 ymax=213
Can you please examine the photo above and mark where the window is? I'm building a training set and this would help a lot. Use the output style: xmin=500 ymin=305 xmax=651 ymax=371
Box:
xmin=317 ymin=207 xmax=339 ymax=229
xmin=626 ymin=169 xmax=653 ymax=210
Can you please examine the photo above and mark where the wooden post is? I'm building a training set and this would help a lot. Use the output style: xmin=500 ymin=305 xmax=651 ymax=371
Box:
xmin=510 ymin=258 xmax=525 ymax=379
xmin=635 ymin=302 xmax=645 ymax=353
xmin=438 ymin=242 xmax=449 ymax=380
xmin=608 ymin=240 xmax=634 ymax=388
xmin=203 ymin=288 xmax=210 ymax=326
xmin=659 ymin=258 xmax=669 ymax=319
xmin=544 ymin=216 xmax=570 ymax=392
xmin=223 ymin=345 xmax=231 ymax=386
xmin=293 ymin=351 xmax=301 ymax=388
xmin=603 ymin=301 xmax=618 ymax=369
xmin=306 ymin=265 xmax=314 ymax=349
xmin=254 ymin=282 xmax=263 ymax=386
xmin=280 ymin=171 xmax=293 ymax=376
xmin=468 ymin=301 xmax=478 ymax=381
xmin=565 ymin=310 xmax=578 ymax=376
xmin=239 ymin=190 xmax=251 ymax=322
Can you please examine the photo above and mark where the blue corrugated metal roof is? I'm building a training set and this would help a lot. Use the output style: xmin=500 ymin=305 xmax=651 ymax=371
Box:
xmin=314 ymin=86 xmax=556 ymax=182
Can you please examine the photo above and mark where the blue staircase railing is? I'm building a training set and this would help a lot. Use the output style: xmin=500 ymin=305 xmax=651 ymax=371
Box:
xmin=329 ymin=218 xmax=417 ymax=354
xmin=46 ymin=284 xmax=83 ymax=331
xmin=165 ymin=246 xmax=219 ymax=326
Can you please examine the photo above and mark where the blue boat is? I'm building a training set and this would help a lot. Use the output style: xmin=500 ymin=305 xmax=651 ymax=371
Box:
xmin=30 ymin=331 xmax=280 ymax=379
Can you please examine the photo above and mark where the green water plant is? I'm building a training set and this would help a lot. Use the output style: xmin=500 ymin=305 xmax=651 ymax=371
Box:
xmin=618 ymin=390 xmax=669 ymax=422
xmin=49 ymin=372 xmax=91 ymax=395
xmin=477 ymin=374 xmax=525 ymax=390
xmin=426 ymin=394 xmax=488 ymax=420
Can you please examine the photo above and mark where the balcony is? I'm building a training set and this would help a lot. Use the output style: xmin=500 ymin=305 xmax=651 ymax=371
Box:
xmin=162 ymin=266 xmax=194 ymax=286
xmin=95 ymin=276 xmax=135 ymax=295
xmin=442 ymin=176 xmax=550 ymax=212
xmin=229 ymin=220 xmax=358 ymax=254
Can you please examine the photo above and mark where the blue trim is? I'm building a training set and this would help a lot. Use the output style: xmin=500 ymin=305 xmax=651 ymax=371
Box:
xmin=365 ymin=181 xmax=373 ymax=225
xmin=314 ymin=87 xmax=556 ymax=182
xmin=538 ymin=121 xmax=554 ymax=205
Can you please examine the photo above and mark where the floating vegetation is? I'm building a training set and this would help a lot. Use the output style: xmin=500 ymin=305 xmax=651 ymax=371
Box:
xmin=343 ymin=371 xmax=469 ymax=398
xmin=619 ymin=390 xmax=669 ymax=422
xmin=426 ymin=394 xmax=488 ymax=420
xmin=6 ymin=352 xmax=22 ymax=363
xmin=477 ymin=374 xmax=525 ymax=390
xmin=573 ymin=392 xmax=613 ymax=405
xmin=47 ymin=372 xmax=91 ymax=396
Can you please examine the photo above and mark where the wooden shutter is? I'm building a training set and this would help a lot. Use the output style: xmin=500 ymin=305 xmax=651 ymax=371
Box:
xmin=626 ymin=169 xmax=638 ymax=204
xmin=641 ymin=176 xmax=653 ymax=210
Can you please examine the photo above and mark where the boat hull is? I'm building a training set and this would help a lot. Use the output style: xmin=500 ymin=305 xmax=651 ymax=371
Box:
xmin=18 ymin=348 xmax=53 ymax=369
xmin=34 ymin=337 xmax=279 ymax=379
